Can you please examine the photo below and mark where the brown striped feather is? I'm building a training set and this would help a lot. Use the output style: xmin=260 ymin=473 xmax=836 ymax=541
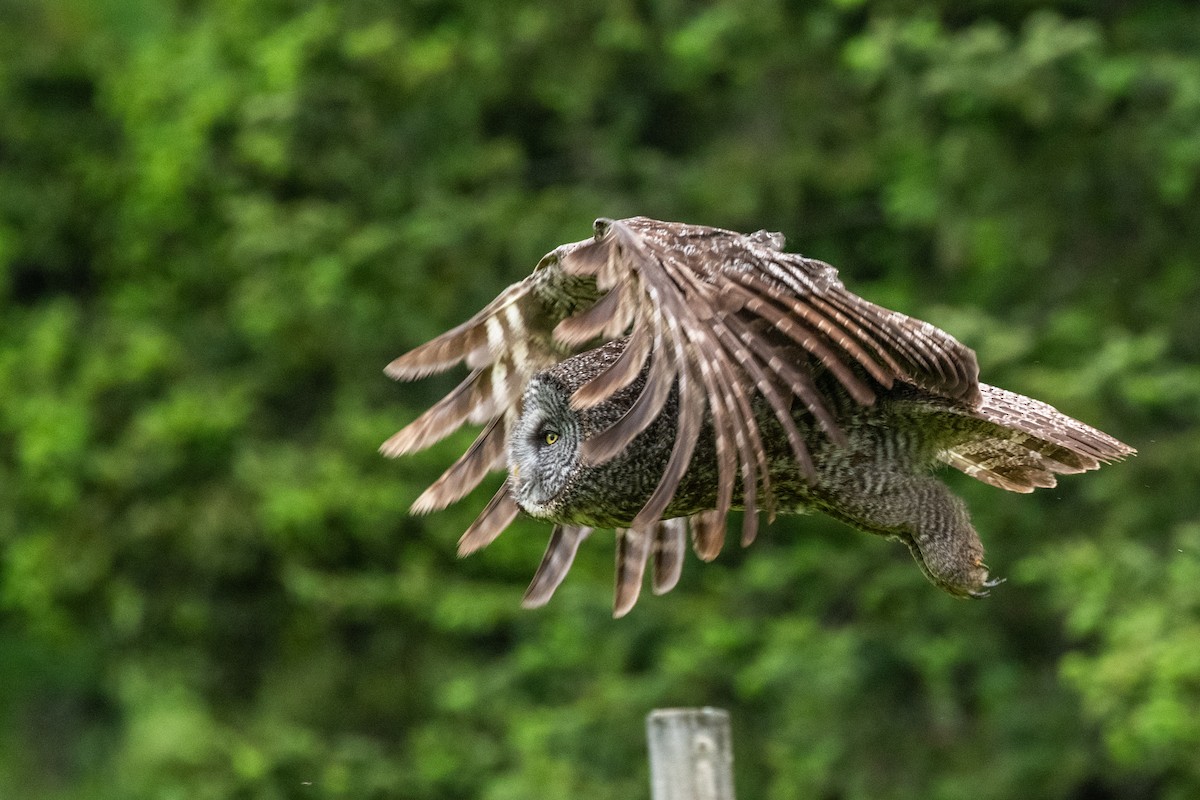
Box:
xmin=724 ymin=369 xmax=766 ymax=546
xmin=728 ymin=271 xmax=885 ymax=402
xmin=655 ymin=278 xmax=740 ymax=530
xmin=973 ymin=384 xmax=1134 ymax=462
xmin=384 ymin=321 xmax=488 ymax=380
xmin=724 ymin=308 xmax=846 ymax=447
xmin=552 ymin=282 xmax=626 ymax=346
xmin=580 ymin=343 xmax=676 ymax=465
xmin=457 ymin=486 xmax=521 ymax=556
xmin=689 ymin=510 xmax=727 ymax=561
xmin=733 ymin=283 xmax=894 ymax=390
xmin=819 ymin=290 xmax=933 ymax=378
xmin=696 ymin=336 xmax=762 ymax=542
xmin=651 ymin=518 xmax=688 ymax=595
xmin=740 ymin=509 xmax=761 ymax=549
xmin=895 ymin=318 xmax=963 ymax=389
xmin=714 ymin=319 xmax=819 ymax=479
xmin=699 ymin=355 xmax=739 ymax=527
xmin=935 ymin=383 xmax=1133 ymax=491
xmin=940 ymin=450 xmax=1038 ymax=493
xmin=805 ymin=294 xmax=907 ymax=377
xmin=630 ymin=358 xmax=704 ymax=529
xmin=558 ymin=220 xmax=629 ymax=291
xmin=379 ymin=366 xmax=493 ymax=457
xmin=613 ymin=526 xmax=652 ymax=618
xmin=410 ymin=416 xmax=507 ymax=514
xmin=522 ymin=525 xmax=593 ymax=608
xmin=386 ymin=282 xmax=531 ymax=380
xmin=822 ymin=288 xmax=982 ymax=404
xmin=569 ymin=317 xmax=652 ymax=410
xmin=661 ymin=247 xmax=781 ymax=535
xmin=631 ymin=267 xmax=726 ymax=528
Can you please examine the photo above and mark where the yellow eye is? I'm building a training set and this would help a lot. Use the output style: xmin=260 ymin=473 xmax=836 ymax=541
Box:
xmin=544 ymin=431 xmax=559 ymax=445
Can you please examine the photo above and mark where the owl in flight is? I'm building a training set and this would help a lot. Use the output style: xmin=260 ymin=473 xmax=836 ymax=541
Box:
xmin=383 ymin=217 xmax=1133 ymax=616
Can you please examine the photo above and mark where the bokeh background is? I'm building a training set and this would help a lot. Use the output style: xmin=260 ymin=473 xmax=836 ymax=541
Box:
xmin=2 ymin=1 xmax=1199 ymax=798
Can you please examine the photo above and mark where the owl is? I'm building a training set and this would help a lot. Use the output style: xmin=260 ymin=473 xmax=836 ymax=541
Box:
xmin=383 ymin=218 xmax=1133 ymax=616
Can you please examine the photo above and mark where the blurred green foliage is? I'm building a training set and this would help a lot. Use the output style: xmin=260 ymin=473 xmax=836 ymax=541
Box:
xmin=1 ymin=0 xmax=1198 ymax=797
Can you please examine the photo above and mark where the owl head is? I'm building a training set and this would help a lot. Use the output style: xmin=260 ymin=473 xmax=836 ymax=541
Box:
xmin=508 ymin=373 xmax=583 ymax=519
xmin=507 ymin=340 xmax=690 ymax=529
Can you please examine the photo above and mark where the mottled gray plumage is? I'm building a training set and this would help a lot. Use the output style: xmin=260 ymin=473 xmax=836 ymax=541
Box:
xmin=384 ymin=217 xmax=1134 ymax=615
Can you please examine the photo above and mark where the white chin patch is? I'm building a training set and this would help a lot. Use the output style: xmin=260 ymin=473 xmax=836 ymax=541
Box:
xmin=509 ymin=471 xmax=551 ymax=519
xmin=514 ymin=493 xmax=553 ymax=520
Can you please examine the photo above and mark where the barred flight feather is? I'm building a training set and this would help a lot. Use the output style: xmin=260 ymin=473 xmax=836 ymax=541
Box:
xmin=385 ymin=284 xmax=527 ymax=380
xmin=716 ymin=319 xmax=821 ymax=477
xmin=689 ymin=509 xmax=727 ymax=562
xmin=630 ymin=352 xmax=703 ymax=530
xmin=456 ymin=485 xmax=520 ymax=557
xmin=569 ymin=317 xmax=652 ymax=409
xmin=379 ymin=366 xmax=492 ymax=458
xmin=523 ymin=525 xmax=592 ymax=608
xmin=410 ymin=416 xmax=507 ymax=514
xmin=652 ymin=519 xmax=688 ymax=596
xmin=614 ymin=526 xmax=652 ymax=618
xmin=579 ymin=344 xmax=676 ymax=465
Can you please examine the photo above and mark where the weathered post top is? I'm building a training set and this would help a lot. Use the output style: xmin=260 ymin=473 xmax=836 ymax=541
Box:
xmin=646 ymin=707 xmax=736 ymax=800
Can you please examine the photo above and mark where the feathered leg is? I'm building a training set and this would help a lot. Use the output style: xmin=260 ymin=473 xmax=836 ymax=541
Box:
xmin=820 ymin=471 xmax=999 ymax=598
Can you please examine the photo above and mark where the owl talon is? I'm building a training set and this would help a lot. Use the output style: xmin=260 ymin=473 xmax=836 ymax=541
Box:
xmin=967 ymin=576 xmax=1006 ymax=598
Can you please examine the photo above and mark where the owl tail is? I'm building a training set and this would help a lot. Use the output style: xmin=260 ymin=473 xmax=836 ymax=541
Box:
xmin=937 ymin=383 xmax=1135 ymax=494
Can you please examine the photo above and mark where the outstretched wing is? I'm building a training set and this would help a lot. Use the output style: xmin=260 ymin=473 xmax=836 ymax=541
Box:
xmin=543 ymin=217 xmax=980 ymax=546
xmin=381 ymin=263 xmax=598 ymax=555
xmin=384 ymin=216 xmax=983 ymax=608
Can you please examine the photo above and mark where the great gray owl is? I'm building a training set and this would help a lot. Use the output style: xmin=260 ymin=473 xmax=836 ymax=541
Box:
xmin=384 ymin=217 xmax=1133 ymax=616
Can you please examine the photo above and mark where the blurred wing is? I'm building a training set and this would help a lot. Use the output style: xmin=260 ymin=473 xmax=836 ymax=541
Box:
xmin=381 ymin=265 xmax=597 ymax=552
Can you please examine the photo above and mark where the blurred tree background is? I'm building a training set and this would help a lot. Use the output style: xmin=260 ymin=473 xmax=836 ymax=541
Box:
xmin=1 ymin=0 xmax=1198 ymax=797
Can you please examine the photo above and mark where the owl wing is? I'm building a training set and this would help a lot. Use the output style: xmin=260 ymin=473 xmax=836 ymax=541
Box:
xmin=544 ymin=217 xmax=980 ymax=546
xmin=381 ymin=268 xmax=596 ymax=556
xmin=385 ymin=217 xmax=982 ymax=609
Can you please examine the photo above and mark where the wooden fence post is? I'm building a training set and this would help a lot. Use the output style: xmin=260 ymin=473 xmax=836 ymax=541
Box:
xmin=646 ymin=707 xmax=736 ymax=800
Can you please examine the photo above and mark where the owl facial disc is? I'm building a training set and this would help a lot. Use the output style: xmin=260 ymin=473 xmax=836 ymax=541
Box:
xmin=508 ymin=375 xmax=580 ymax=518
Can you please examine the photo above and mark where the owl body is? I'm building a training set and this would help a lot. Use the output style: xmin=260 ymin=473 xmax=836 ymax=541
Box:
xmin=512 ymin=338 xmax=997 ymax=595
